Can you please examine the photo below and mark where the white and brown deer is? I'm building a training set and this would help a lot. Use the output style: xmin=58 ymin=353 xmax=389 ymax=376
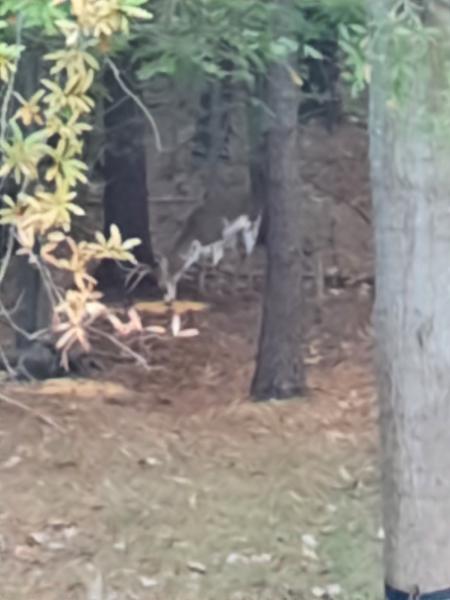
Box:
xmin=157 ymin=208 xmax=262 ymax=301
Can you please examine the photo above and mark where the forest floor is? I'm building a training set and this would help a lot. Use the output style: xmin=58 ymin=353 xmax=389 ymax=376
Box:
xmin=0 ymin=122 xmax=382 ymax=600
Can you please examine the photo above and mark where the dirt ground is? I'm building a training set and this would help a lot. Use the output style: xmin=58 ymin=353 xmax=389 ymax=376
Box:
xmin=0 ymin=122 xmax=382 ymax=600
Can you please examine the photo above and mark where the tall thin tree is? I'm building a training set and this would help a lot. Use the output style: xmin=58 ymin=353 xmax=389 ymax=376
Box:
xmin=251 ymin=0 xmax=305 ymax=401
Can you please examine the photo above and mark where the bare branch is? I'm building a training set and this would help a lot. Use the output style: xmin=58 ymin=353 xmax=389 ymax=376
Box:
xmin=0 ymin=390 xmax=65 ymax=432
xmin=0 ymin=346 xmax=17 ymax=378
xmin=0 ymin=228 xmax=14 ymax=286
xmin=106 ymin=58 xmax=163 ymax=153
xmin=88 ymin=325 xmax=152 ymax=371
xmin=0 ymin=294 xmax=46 ymax=341
xmin=0 ymin=16 xmax=22 ymax=142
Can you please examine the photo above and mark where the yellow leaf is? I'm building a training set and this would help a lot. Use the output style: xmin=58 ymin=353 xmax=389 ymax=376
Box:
xmin=94 ymin=231 xmax=106 ymax=245
xmin=0 ymin=164 xmax=11 ymax=178
xmin=171 ymin=313 xmax=181 ymax=336
xmin=134 ymin=301 xmax=170 ymax=316
xmin=47 ymin=231 xmax=66 ymax=242
xmin=287 ymin=65 xmax=303 ymax=87
xmin=172 ymin=300 xmax=209 ymax=314
xmin=122 ymin=237 xmax=141 ymax=250
xmin=109 ymin=223 xmax=121 ymax=245
xmin=45 ymin=164 xmax=59 ymax=181
xmin=123 ymin=6 xmax=153 ymax=20
xmin=146 ymin=325 xmax=166 ymax=335
xmin=69 ymin=204 xmax=85 ymax=216
xmin=71 ymin=0 xmax=84 ymax=15
xmin=177 ymin=328 xmax=199 ymax=338
xmin=135 ymin=300 xmax=207 ymax=321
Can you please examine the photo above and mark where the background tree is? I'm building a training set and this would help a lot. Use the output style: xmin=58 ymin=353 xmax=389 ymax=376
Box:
xmin=98 ymin=65 xmax=157 ymax=292
xmin=250 ymin=0 xmax=364 ymax=400
xmin=250 ymin=0 xmax=305 ymax=401
xmin=10 ymin=50 xmax=45 ymax=350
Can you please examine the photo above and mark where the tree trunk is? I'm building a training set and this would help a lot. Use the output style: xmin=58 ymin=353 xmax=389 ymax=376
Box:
xmin=102 ymin=70 xmax=155 ymax=272
xmin=248 ymin=74 xmax=269 ymax=244
xmin=371 ymin=1 xmax=450 ymax=593
xmin=12 ymin=51 xmax=49 ymax=349
xmin=251 ymin=25 xmax=305 ymax=400
xmin=248 ymin=136 xmax=269 ymax=243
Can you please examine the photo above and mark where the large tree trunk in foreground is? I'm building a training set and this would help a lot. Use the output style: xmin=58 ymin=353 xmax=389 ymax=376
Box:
xmin=371 ymin=1 xmax=450 ymax=593
xmin=251 ymin=41 xmax=305 ymax=400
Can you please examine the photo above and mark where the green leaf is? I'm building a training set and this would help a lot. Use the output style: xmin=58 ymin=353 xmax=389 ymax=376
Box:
xmin=303 ymin=44 xmax=323 ymax=60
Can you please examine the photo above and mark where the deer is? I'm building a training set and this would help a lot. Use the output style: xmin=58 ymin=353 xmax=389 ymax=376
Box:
xmin=156 ymin=206 xmax=262 ymax=301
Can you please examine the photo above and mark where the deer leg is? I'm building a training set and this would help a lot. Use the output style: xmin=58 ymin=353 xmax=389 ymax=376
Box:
xmin=314 ymin=249 xmax=324 ymax=324
xmin=245 ymin=255 xmax=254 ymax=291
xmin=197 ymin=257 xmax=207 ymax=296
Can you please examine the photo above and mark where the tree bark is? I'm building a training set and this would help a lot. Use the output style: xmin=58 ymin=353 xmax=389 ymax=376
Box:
xmin=248 ymin=136 xmax=269 ymax=243
xmin=248 ymin=74 xmax=270 ymax=244
xmin=12 ymin=51 xmax=49 ymax=349
xmin=251 ymin=25 xmax=305 ymax=400
xmin=371 ymin=0 xmax=450 ymax=593
xmin=102 ymin=70 xmax=155 ymax=269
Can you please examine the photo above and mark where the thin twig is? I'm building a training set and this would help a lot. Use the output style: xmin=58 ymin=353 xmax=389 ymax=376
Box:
xmin=0 ymin=390 xmax=65 ymax=432
xmin=0 ymin=295 xmax=46 ymax=340
xmin=151 ymin=196 xmax=199 ymax=203
xmin=106 ymin=58 xmax=163 ymax=153
xmin=0 ymin=16 xmax=22 ymax=142
xmin=1 ymin=290 xmax=24 ymax=316
xmin=88 ymin=325 xmax=152 ymax=371
xmin=0 ymin=227 xmax=14 ymax=286
xmin=346 ymin=201 xmax=371 ymax=226
xmin=0 ymin=249 xmax=60 ymax=341
xmin=104 ymin=94 xmax=129 ymax=116
xmin=0 ymin=345 xmax=17 ymax=378
xmin=34 ymin=256 xmax=63 ymax=307
xmin=123 ymin=262 xmax=154 ymax=292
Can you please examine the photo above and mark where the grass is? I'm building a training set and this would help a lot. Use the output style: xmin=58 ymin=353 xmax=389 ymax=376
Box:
xmin=0 ymin=367 xmax=380 ymax=600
